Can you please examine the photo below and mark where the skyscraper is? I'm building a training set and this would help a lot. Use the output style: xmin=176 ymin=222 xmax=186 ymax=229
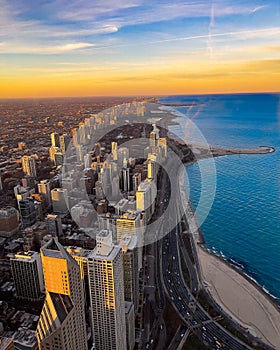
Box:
xmin=46 ymin=214 xmax=63 ymax=237
xmin=119 ymin=235 xmax=139 ymax=311
xmin=59 ymin=134 xmax=70 ymax=154
xmin=125 ymin=302 xmax=135 ymax=350
xmin=50 ymin=132 xmax=60 ymax=148
xmin=21 ymin=155 xmax=37 ymax=178
xmin=10 ymin=251 xmax=44 ymax=301
xmin=116 ymin=211 xmax=141 ymax=242
xmin=51 ymin=188 xmax=68 ymax=214
xmin=18 ymin=199 xmax=37 ymax=229
xmin=38 ymin=180 xmax=51 ymax=207
xmin=87 ymin=230 xmax=126 ymax=350
xmin=36 ymin=238 xmax=87 ymax=350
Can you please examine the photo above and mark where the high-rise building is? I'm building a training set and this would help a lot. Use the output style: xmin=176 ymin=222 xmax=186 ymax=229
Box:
xmin=46 ymin=214 xmax=63 ymax=237
xmin=132 ymin=173 xmax=141 ymax=193
xmin=50 ymin=132 xmax=60 ymax=148
xmin=111 ymin=142 xmax=118 ymax=161
xmin=36 ymin=238 xmax=87 ymax=350
xmin=98 ymin=213 xmax=118 ymax=243
xmin=51 ymin=188 xmax=68 ymax=214
xmin=38 ymin=180 xmax=51 ymax=207
xmin=54 ymin=152 xmax=64 ymax=166
xmin=119 ymin=235 xmax=139 ymax=310
xmin=125 ymin=302 xmax=135 ymax=350
xmin=72 ymin=128 xmax=79 ymax=147
xmin=87 ymin=231 xmax=126 ymax=350
xmin=21 ymin=155 xmax=37 ymax=178
xmin=49 ymin=146 xmax=61 ymax=163
xmin=117 ymin=147 xmax=129 ymax=167
xmin=10 ymin=251 xmax=44 ymax=301
xmin=121 ymin=167 xmax=130 ymax=192
xmin=116 ymin=211 xmax=141 ymax=242
xmin=136 ymin=179 xmax=156 ymax=224
xmin=158 ymin=137 xmax=167 ymax=158
xmin=147 ymin=159 xmax=155 ymax=179
xmin=18 ymin=199 xmax=37 ymax=229
xmin=0 ymin=207 xmax=20 ymax=238
xmin=59 ymin=134 xmax=70 ymax=154
xmin=65 ymin=246 xmax=90 ymax=307
xmin=136 ymin=181 xmax=152 ymax=221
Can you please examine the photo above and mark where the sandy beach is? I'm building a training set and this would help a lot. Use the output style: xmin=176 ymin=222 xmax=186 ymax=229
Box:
xmin=197 ymin=245 xmax=280 ymax=349
xmin=178 ymin=167 xmax=280 ymax=350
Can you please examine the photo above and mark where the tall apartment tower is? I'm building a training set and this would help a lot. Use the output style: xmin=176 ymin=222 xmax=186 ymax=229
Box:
xmin=51 ymin=188 xmax=68 ymax=214
xmin=50 ymin=132 xmax=60 ymax=148
xmin=36 ymin=238 xmax=87 ymax=350
xmin=87 ymin=230 xmax=126 ymax=350
xmin=119 ymin=235 xmax=139 ymax=311
xmin=111 ymin=141 xmax=118 ymax=161
xmin=18 ymin=199 xmax=37 ymax=229
xmin=21 ymin=155 xmax=37 ymax=178
xmin=38 ymin=180 xmax=52 ymax=207
xmin=59 ymin=134 xmax=70 ymax=154
xmin=116 ymin=211 xmax=141 ymax=242
xmin=10 ymin=251 xmax=44 ymax=301
xmin=46 ymin=214 xmax=63 ymax=237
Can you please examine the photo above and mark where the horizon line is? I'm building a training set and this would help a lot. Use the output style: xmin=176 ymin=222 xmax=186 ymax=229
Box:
xmin=0 ymin=90 xmax=280 ymax=100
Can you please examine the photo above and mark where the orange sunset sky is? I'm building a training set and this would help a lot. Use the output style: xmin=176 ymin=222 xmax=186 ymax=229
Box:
xmin=0 ymin=0 xmax=279 ymax=98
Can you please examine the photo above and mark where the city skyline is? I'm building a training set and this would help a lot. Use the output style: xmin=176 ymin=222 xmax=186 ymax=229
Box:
xmin=0 ymin=0 xmax=280 ymax=98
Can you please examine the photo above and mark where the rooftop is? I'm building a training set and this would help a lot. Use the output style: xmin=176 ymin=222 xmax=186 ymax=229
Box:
xmin=49 ymin=292 xmax=73 ymax=323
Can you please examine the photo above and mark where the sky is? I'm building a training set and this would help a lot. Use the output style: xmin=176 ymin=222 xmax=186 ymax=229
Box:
xmin=0 ymin=0 xmax=279 ymax=98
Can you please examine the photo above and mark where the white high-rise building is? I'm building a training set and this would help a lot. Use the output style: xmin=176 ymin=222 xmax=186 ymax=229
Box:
xmin=88 ymin=230 xmax=126 ymax=350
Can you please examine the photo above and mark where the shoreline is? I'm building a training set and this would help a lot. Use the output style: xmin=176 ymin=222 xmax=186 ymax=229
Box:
xmin=151 ymin=101 xmax=280 ymax=348
xmin=196 ymin=245 xmax=280 ymax=349
xmin=178 ymin=163 xmax=280 ymax=350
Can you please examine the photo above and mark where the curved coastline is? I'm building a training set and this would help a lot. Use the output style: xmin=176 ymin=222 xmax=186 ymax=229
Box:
xmin=179 ymin=153 xmax=280 ymax=349
xmin=181 ymin=148 xmax=279 ymax=306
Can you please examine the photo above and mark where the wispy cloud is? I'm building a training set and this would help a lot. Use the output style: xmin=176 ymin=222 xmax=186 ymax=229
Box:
xmin=1 ymin=26 xmax=279 ymax=55
xmin=207 ymin=3 xmax=215 ymax=58
xmin=250 ymin=5 xmax=268 ymax=13
xmin=0 ymin=42 xmax=95 ymax=54
xmin=137 ymin=27 xmax=280 ymax=46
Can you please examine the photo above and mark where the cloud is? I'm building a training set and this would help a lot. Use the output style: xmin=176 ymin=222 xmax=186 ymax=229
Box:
xmin=207 ymin=3 xmax=215 ymax=58
xmin=250 ymin=5 xmax=268 ymax=13
xmin=135 ymin=27 xmax=280 ymax=46
xmin=0 ymin=42 xmax=95 ymax=54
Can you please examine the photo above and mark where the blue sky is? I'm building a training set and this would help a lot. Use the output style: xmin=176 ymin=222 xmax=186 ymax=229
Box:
xmin=0 ymin=0 xmax=279 ymax=97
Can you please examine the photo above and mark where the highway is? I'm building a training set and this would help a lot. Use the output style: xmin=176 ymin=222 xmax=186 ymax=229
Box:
xmin=141 ymin=149 xmax=260 ymax=350
xmin=158 ymin=153 xmax=255 ymax=350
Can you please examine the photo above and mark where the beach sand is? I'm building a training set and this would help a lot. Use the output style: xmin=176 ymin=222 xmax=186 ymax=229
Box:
xmin=197 ymin=245 xmax=280 ymax=349
xmin=178 ymin=168 xmax=280 ymax=350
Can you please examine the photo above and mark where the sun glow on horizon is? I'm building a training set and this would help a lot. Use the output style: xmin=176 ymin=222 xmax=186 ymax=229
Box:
xmin=1 ymin=0 xmax=279 ymax=98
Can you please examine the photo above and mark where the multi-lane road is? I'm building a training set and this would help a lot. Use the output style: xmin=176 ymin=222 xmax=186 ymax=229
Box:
xmin=158 ymin=155 xmax=255 ymax=350
xmin=141 ymin=150 xmax=266 ymax=350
